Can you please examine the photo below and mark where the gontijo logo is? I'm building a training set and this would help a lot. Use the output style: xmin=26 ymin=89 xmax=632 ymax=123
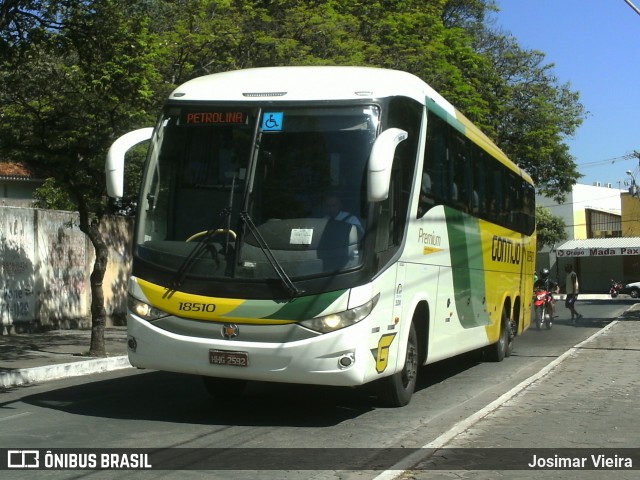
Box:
xmin=491 ymin=235 xmax=523 ymax=265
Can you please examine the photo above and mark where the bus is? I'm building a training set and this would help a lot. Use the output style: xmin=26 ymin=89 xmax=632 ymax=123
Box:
xmin=106 ymin=66 xmax=536 ymax=407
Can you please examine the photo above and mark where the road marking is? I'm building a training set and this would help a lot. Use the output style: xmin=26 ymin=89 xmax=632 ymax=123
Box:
xmin=0 ymin=412 xmax=33 ymax=422
xmin=372 ymin=320 xmax=619 ymax=480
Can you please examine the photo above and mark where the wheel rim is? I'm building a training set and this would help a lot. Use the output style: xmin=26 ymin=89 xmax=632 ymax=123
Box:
xmin=401 ymin=341 xmax=418 ymax=388
xmin=498 ymin=318 xmax=507 ymax=351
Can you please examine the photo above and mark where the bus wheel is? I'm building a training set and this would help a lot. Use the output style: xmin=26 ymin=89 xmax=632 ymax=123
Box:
xmin=485 ymin=308 xmax=513 ymax=362
xmin=376 ymin=322 xmax=419 ymax=407
xmin=201 ymin=376 xmax=246 ymax=400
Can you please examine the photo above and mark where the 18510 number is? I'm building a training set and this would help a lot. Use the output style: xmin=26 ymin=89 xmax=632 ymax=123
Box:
xmin=178 ymin=302 xmax=216 ymax=313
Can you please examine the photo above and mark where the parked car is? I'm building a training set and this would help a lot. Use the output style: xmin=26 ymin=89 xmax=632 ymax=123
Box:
xmin=620 ymin=281 xmax=640 ymax=298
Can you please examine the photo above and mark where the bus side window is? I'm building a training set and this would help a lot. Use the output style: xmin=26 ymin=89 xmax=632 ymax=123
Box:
xmin=420 ymin=113 xmax=447 ymax=217
xmin=471 ymin=149 xmax=484 ymax=215
xmin=380 ymin=97 xmax=421 ymax=252
xmin=451 ymin=133 xmax=471 ymax=213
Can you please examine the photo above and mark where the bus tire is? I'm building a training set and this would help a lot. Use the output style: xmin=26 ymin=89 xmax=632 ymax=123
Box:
xmin=485 ymin=308 xmax=513 ymax=362
xmin=201 ymin=376 xmax=247 ymax=400
xmin=375 ymin=322 xmax=419 ymax=407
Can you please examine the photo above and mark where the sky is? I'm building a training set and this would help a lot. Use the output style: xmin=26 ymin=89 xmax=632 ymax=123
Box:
xmin=492 ymin=0 xmax=640 ymax=190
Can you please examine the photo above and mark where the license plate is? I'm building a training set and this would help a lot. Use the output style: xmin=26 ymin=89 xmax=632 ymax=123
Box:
xmin=209 ymin=349 xmax=249 ymax=367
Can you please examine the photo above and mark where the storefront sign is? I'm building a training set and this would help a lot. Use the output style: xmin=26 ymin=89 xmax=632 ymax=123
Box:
xmin=557 ymin=247 xmax=640 ymax=257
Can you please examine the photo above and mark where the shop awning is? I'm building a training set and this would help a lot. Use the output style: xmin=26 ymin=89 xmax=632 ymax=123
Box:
xmin=555 ymin=237 xmax=640 ymax=258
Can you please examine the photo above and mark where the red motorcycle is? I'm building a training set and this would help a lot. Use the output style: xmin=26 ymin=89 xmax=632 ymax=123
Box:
xmin=609 ymin=279 xmax=624 ymax=298
xmin=534 ymin=287 xmax=555 ymax=330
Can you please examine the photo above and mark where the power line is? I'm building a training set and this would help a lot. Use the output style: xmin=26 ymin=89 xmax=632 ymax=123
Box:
xmin=577 ymin=152 xmax=638 ymax=170
xmin=624 ymin=0 xmax=640 ymax=16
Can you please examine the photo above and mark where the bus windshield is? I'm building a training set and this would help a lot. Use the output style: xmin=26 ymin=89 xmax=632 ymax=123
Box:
xmin=135 ymin=105 xmax=379 ymax=281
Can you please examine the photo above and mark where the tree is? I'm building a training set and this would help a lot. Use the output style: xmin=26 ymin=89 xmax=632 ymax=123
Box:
xmin=535 ymin=206 xmax=567 ymax=251
xmin=0 ymin=0 xmax=161 ymax=355
xmin=457 ymin=11 xmax=586 ymax=202
xmin=136 ymin=0 xmax=586 ymax=204
xmin=0 ymin=0 xmax=587 ymax=353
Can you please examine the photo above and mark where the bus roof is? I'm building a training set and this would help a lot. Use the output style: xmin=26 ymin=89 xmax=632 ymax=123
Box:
xmin=170 ymin=66 xmax=532 ymax=184
xmin=170 ymin=66 xmax=450 ymax=105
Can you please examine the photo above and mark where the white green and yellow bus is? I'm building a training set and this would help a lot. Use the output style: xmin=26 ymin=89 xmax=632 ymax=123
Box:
xmin=106 ymin=66 xmax=536 ymax=407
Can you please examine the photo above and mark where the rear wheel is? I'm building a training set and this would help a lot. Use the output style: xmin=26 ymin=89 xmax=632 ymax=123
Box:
xmin=486 ymin=308 xmax=513 ymax=362
xmin=376 ymin=322 xmax=419 ymax=407
xmin=630 ymin=288 xmax=639 ymax=299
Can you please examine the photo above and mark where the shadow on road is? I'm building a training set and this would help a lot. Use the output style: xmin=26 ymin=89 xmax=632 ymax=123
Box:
xmin=9 ymin=354 xmax=481 ymax=428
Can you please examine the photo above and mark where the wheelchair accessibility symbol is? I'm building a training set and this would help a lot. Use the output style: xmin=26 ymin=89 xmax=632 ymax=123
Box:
xmin=262 ymin=112 xmax=284 ymax=131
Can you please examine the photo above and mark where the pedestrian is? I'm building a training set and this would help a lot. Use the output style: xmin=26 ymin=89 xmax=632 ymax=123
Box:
xmin=564 ymin=263 xmax=582 ymax=325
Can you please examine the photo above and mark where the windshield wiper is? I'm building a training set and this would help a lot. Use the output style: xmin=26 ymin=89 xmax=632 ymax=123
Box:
xmin=239 ymin=211 xmax=303 ymax=299
xmin=169 ymin=177 xmax=238 ymax=292
xmin=169 ymin=207 xmax=233 ymax=292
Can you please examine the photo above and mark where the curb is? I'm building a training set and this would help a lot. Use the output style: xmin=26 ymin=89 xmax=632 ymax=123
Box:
xmin=0 ymin=356 xmax=132 ymax=389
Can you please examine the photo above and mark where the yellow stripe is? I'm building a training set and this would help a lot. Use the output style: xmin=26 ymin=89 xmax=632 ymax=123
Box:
xmin=136 ymin=278 xmax=294 ymax=325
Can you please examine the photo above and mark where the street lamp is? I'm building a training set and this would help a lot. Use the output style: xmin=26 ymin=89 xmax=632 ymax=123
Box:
xmin=627 ymin=170 xmax=637 ymax=196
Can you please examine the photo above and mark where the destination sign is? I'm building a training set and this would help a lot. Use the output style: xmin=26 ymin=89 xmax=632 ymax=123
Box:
xmin=180 ymin=111 xmax=249 ymax=126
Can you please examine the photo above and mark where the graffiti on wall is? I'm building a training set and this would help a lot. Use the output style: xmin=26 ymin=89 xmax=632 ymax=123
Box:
xmin=38 ymin=214 xmax=88 ymax=321
xmin=1 ymin=206 xmax=132 ymax=330
xmin=0 ymin=210 xmax=36 ymax=325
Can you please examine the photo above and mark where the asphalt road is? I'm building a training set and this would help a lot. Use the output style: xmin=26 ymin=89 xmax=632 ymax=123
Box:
xmin=0 ymin=298 xmax=634 ymax=480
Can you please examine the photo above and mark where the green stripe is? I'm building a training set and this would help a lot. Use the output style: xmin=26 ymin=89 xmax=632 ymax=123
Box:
xmin=263 ymin=289 xmax=347 ymax=320
xmin=426 ymin=97 xmax=465 ymax=135
xmin=445 ymin=207 xmax=488 ymax=328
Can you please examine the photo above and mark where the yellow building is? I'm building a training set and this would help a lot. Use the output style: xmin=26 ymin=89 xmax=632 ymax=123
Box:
xmin=621 ymin=191 xmax=640 ymax=237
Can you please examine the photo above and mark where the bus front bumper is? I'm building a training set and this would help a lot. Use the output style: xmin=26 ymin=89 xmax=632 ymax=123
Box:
xmin=126 ymin=314 xmax=373 ymax=387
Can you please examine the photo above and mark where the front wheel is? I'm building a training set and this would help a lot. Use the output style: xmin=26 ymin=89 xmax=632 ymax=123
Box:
xmin=376 ymin=322 xmax=419 ymax=407
xmin=534 ymin=305 xmax=543 ymax=330
xmin=544 ymin=303 xmax=553 ymax=330
xmin=630 ymin=288 xmax=639 ymax=299
xmin=610 ymin=290 xmax=619 ymax=298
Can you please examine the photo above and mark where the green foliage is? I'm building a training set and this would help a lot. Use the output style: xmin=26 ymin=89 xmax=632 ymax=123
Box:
xmin=469 ymin=29 xmax=585 ymax=202
xmin=536 ymin=206 xmax=568 ymax=251
xmin=32 ymin=178 xmax=77 ymax=211
xmin=0 ymin=0 xmax=163 ymax=218
xmin=1 ymin=0 xmax=586 ymax=208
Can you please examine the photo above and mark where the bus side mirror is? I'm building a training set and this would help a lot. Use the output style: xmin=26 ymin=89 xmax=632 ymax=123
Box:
xmin=367 ymin=128 xmax=408 ymax=202
xmin=105 ymin=127 xmax=154 ymax=198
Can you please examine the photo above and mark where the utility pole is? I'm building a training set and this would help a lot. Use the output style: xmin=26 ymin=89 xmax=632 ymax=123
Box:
xmin=627 ymin=151 xmax=640 ymax=197
xmin=624 ymin=0 xmax=640 ymax=16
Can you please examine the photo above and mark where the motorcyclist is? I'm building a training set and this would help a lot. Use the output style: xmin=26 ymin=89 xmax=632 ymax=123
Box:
xmin=534 ymin=268 xmax=559 ymax=319
xmin=534 ymin=268 xmax=558 ymax=293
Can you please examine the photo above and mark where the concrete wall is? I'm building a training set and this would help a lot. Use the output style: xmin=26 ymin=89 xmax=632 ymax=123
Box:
xmin=0 ymin=206 xmax=131 ymax=333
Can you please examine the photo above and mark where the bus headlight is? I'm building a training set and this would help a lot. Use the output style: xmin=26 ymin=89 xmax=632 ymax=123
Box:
xmin=300 ymin=294 xmax=379 ymax=333
xmin=128 ymin=295 xmax=169 ymax=321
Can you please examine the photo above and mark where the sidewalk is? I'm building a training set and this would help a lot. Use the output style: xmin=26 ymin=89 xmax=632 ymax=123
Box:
xmin=390 ymin=302 xmax=640 ymax=478
xmin=0 ymin=326 xmax=130 ymax=388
